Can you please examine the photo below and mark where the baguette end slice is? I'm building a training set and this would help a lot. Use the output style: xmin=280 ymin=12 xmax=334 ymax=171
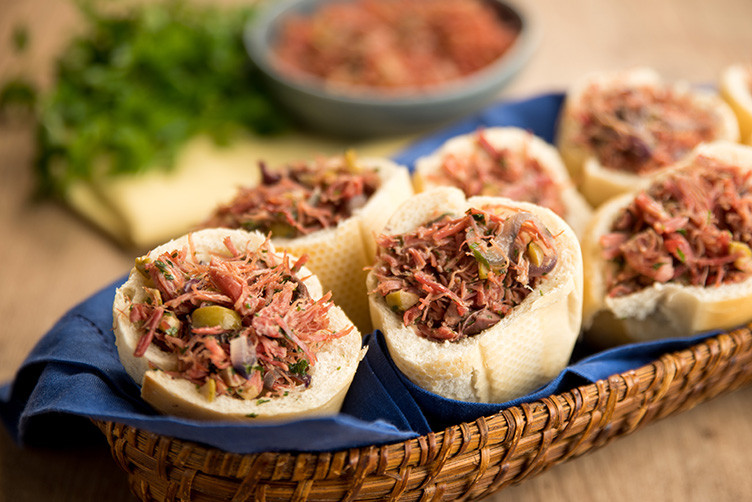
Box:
xmin=113 ymin=228 xmax=363 ymax=421
xmin=583 ymin=142 xmax=752 ymax=346
xmin=413 ymin=126 xmax=593 ymax=238
xmin=558 ymin=67 xmax=739 ymax=207
xmin=271 ymin=157 xmax=413 ymax=334
xmin=368 ymin=188 xmax=583 ymax=403
xmin=720 ymin=63 xmax=752 ymax=146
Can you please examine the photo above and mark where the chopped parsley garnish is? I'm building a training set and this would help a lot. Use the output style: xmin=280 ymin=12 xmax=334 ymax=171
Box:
xmin=154 ymin=260 xmax=174 ymax=280
xmin=289 ymin=359 xmax=310 ymax=376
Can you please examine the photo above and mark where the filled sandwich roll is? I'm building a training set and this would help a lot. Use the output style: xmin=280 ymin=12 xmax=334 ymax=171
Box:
xmin=557 ymin=67 xmax=739 ymax=207
xmin=582 ymin=142 xmax=752 ymax=347
xmin=720 ymin=63 xmax=752 ymax=145
xmin=202 ymin=152 xmax=413 ymax=332
xmin=413 ymin=127 xmax=592 ymax=237
xmin=113 ymin=228 xmax=363 ymax=421
xmin=366 ymin=187 xmax=583 ymax=403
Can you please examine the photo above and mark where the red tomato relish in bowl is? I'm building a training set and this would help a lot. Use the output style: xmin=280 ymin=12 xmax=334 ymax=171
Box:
xmin=272 ymin=0 xmax=520 ymax=93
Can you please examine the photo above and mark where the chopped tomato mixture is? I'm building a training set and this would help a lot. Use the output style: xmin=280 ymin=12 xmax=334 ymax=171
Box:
xmin=203 ymin=153 xmax=381 ymax=237
xmin=577 ymin=83 xmax=722 ymax=175
xmin=371 ymin=208 xmax=558 ymax=342
xmin=128 ymin=236 xmax=350 ymax=401
xmin=601 ymin=156 xmax=752 ymax=297
xmin=426 ymin=130 xmax=566 ymax=216
xmin=273 ymin=0 xmax=519 ymax=92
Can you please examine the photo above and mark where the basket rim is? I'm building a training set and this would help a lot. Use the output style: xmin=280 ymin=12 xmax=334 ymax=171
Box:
xmin=92 ymin=325 xmax=752 ymax=501
xmin=93 ymin=323 xmax=752 ymax=460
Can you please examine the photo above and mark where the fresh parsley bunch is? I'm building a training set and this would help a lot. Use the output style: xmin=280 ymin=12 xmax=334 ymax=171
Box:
xmin=4 ymin=1 xmax=289 ymax=195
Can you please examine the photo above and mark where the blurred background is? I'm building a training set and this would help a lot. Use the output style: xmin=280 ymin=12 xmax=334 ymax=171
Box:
xmin=1 ymin=0 xmax=751 ymax=500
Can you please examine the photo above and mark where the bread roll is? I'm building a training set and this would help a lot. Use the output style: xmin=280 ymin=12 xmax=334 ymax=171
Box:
xmin=557 ymin=67 xmax=739 ymax=207
xmin=203 ymin=154 xmax=413 ymax=333
xmin=413 ymin=127 xmax=592 ymax=237
xmin=113 ymin=228 xmax=363 ymax=421
xmin=582 ymin=142 xmax=752 ymax=347
xmin=720 ymin=63 xmax=752 ymax=146
xmin=366 ymin=187 xmax=583 ymax=403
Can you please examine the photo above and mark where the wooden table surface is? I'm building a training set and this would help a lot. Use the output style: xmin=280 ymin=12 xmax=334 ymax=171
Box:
xmin=1 ymin=0 xmax=751 ymax=500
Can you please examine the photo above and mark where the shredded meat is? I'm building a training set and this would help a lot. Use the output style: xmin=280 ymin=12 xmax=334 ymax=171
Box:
xmin=601 ymin=156 xmax=752 ymax=297
xmin=203 ymin=153 xmax=381 ymax=237
xmin=426 ymin=130 xmax=566 ymax=216
xmin=273 ymin=0 xmax=518 ymax=92
xmin=128 ymin=236 xmax=350 ymax=400
xmin=371 ymin=208 xmax=558 ymax=342
xmin=577 ymin=83 xmax=722 ymax=175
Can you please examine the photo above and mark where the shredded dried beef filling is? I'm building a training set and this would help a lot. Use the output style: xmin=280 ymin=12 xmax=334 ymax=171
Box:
xmin=427 ymin=131 xmax=566 ymax=216
xmin=601 ymin=156 xmax=752 ymax=297
xmin=577 ymin=83 xmax=721 ymax=175
xmin=203 ymin=153 xmax=381 ymax=237
xmin=371 ymin=208 xmax=558 ymax=342
xmin=128 ymin=236 xmax=350 ymax=401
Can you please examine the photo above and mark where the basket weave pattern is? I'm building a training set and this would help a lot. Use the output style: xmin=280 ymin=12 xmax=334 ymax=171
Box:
xmin=95 ymin=326 xmax=752 ymax=502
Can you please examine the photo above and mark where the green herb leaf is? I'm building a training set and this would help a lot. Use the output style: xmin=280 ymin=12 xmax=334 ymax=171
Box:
xmin=29 ymin=1 xmax=290 ymax=196
xmin=154 ymin=260 xmax=174 ymax=280
xmin=289 ymin=359 xmax=309 ymax=376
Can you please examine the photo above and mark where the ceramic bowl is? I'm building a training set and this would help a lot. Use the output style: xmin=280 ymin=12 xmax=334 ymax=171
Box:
xmin=244 ymin=0 xmax=538 ymax=138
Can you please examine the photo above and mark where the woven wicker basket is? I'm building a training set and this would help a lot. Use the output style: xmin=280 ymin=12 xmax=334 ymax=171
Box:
xmin=94 ymin=325 xmax=752 ymax=502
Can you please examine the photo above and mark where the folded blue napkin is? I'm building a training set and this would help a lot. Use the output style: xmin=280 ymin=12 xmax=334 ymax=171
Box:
xmin=0 ymin=92 xmax=722 ymax=454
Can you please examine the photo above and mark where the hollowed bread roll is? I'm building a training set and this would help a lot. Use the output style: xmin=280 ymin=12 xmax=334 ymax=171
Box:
xmin=113 ymin=228 xmax=363 ymax=421
xmin=720 ymin=63 xmax=752 ymax=145
xmin=413 ymin=127 xmax=593 ymax=237
xmin=204 ymin=155 xmax=413 ymax=333
xmin=557 ymin=67 xmax=739 ymax=207
xmin=367 ymin=187 xmax=583 ymax=403
xmin=582 ymin=142 xmax=752 ymax=347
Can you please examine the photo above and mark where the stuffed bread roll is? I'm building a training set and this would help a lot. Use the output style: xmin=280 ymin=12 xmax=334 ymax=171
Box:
xmin=720 ymin=63 xmax=752 ymax=145
xmin=366 ymin=187 xmax=583 ymax=403
xmin=202 ymin=152 xmax=413 ymax=332
xmin=583 ymin=142 xmax=752 ymax=347
xmin=557 ymin=67 xmax=739 ymax=207
xmin=413 ymin=127 xmax=592 ymax=237
xmin=113 ymin=228 xmax=363 ymax=421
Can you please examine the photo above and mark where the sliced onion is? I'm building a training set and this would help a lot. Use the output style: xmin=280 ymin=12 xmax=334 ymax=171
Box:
xmin=263 ymin=368 xmax=281 ymax=391
xmin=496 ymin=211 xmax=534 ymax=256
xmin=528 ymin=254 xmax=558 ymax=277
xmin=229 ymin=336 xmax=256 ymax=379
xmin=346 ymin=193 xmax=368 ymax=213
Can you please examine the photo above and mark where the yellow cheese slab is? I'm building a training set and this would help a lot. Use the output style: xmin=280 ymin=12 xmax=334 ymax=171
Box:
xmin=66 ymin=132 xmax=416 ymax=249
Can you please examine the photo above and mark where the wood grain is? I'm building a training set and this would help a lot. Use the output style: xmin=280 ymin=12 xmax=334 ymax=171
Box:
xmin=1 ymin=0 xmax=751 ymax=500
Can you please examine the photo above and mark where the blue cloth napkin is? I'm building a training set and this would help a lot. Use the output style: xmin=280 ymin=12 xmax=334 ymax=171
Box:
xmin=391 ymin=92 xmax=564 ymax=167
xmin=0 ymin=92 xmax=723 ymax=454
